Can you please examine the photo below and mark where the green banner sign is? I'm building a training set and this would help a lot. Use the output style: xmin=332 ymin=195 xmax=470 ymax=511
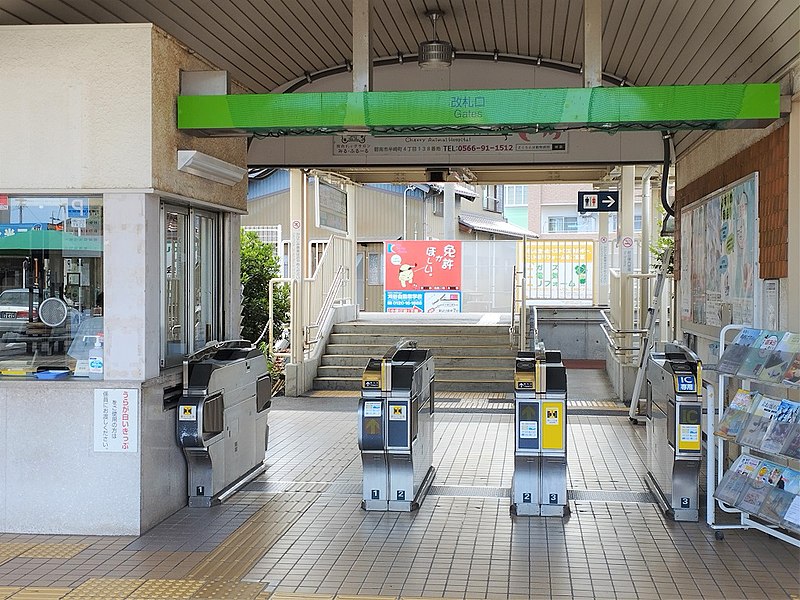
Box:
xmin=177 ymin=83 xmax=779 ymax=136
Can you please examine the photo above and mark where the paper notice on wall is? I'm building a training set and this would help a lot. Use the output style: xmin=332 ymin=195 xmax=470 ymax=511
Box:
xmin=94 ymin=389 xmax=139 ymax=452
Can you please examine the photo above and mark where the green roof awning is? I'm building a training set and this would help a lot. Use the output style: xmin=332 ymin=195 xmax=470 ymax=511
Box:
xmin=177 ymin=83 xmax=780 ymax=137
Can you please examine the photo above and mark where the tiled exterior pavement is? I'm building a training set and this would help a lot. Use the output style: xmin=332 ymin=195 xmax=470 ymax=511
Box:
xmin=0 ymin=370 xmax=797 ymax=599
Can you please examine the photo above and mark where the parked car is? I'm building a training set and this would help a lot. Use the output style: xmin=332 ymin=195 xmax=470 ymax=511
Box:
xmin=0 ymin=288 xmax=38 ymax=337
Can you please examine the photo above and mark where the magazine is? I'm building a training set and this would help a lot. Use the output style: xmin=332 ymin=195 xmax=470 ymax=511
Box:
xmin=714 ymin=455 xmax=762 ymax=506
xmin=736 ymin=395 xmax=781 ymax=449
xmin=758 ymin=332 xmax=800 ymax=384
xmin=760 ymin=400 xmax=800 ymax=454
xmin=779 ymin=425 xmax=800 ymax=460
xmin=715 ymin=389 xmax=756 ymax=440
xmin=783 ymin=354 xmax=800 ymax=387
xmin=735 ymin=460 xmax=782 ymax=514
xmin=783 ymin=497 xmax=800 ymax=534
xmin=717 ymin=328 xmax=761 ymax=374
xmin=736 ymin=330 xmax=783 ymax=380
xmin=760 ymin=468 xmax=800 ymax=524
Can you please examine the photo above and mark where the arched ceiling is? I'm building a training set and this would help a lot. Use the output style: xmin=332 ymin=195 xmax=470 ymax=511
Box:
xmin=2 ymin=1 xmax=797 ymax=94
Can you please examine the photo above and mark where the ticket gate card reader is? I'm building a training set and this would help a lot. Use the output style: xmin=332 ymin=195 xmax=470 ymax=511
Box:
xmin=176 ymin=341 xmax=271 ymax=508
xmin=359 ymin=341 xmax=435 ymax=512
xmin=645 ymin=342 xmax=702 ymax=521
xmin=511 ymin=350 xmax=569 ymax=517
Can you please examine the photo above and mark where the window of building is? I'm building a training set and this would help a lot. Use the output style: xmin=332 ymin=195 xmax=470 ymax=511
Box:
xmin=162 ymin=204 xmax=220 ymax=367
xmin=503 ymin=185 xmax=528 ymax=207
xmin=482 ymin=185 xmax=503 ymax=214
xmin=608 ymin=214 xmax=642 ymax=232
xmin=0 ymin=195 xmax=103 ymax=377
xmin=547 ymin=216 xmax=579 ymax=233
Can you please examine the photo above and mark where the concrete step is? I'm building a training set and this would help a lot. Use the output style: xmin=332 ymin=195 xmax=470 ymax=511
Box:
xmin=316 ymin=364 xmax=514 ymax=381
xmin=312 ymin=376 xmax=514 ymax=393
xmin=327 ymin=333 xmax=511 ymax=347
xmin=323 ymin=344 xmax=516 ymax=357
xmin=332 ymin=323 xmax=509 ymax=336
xmin=320 ymin=354 xmax=516 ymax=368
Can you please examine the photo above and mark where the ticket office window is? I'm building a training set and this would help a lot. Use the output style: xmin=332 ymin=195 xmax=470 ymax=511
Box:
xmin=162 ymin=205 xmax=221 ymax=368
xmin=0 ymin=195 xmax=103 ymax=376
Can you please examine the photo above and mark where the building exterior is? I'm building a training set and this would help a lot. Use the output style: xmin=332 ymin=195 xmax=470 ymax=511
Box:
xmin=243 ymin=171 xmax=537 ymax=311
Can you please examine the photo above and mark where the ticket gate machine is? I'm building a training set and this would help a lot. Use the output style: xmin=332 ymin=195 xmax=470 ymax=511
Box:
xmin=645 ymin=342 xmax=703 ymax=521
xmin=511 ymin=349 xmax=569 ymax=517
xmin=358 ymin=341 xmax=435 ymax=512
xmin=176 ymin=341 xmax=271 ymax=507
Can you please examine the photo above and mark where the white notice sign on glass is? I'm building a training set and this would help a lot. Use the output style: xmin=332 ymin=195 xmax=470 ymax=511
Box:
xmin=364 ymin=401 xmax=382 ymax=417
xmin=94 ymin=389 xmax=139 ymax=452
xmin=520 ymin=421 xmax=538 ymax=439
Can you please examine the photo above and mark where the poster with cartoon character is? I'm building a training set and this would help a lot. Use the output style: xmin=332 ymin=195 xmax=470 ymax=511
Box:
xmin=384 ymin=241 xmax=462 ymax=313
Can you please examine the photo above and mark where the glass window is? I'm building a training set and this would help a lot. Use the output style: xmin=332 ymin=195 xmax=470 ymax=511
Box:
xmin=547 ymin=216 xmax=578 ymax=233
xmin=163 ymin=208 xmax=188 ymax=366
xmin=0 ymin=195 xmax=103 ymax=377
xmin=192 ymin=212 xmax=217 ymax=350
xmin=162 ymin=205 xmax=221 ymax=367
xmin=503 ymin=185 xmax=528 ymax=207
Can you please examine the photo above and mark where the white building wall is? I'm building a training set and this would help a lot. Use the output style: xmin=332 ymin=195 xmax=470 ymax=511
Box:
xmin=0 ymin=24 xmax=153 ymax=190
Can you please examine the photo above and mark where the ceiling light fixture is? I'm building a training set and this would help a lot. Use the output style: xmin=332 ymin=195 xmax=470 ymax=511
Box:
xmin=418 ymin=9 xmax=453 ymax=70
xmin=177 ymin=150 xmax=246 ymax=186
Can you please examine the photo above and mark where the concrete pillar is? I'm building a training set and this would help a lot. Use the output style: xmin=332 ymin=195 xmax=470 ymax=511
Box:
xmin=289 ymin=169 xmax=305 ymax=365
xmin=443 ymin=183 xmax=456 ymax=239
xmin=346 ymin=183 xmax=358 ymax=307
xmin=620 ymin=165 xmax=636 ymax=345
xmin=597 ymin=212 xmax=610 ymax=305
xmin=104 ymin=192 xmax=154 ymax=380
xmin=583 ymin=0 xmax=603 ymax=88
xmin=352 ymin=0 xmax=373 ymax=92
xmin=639 ymin=167 xmax=655 ymax=327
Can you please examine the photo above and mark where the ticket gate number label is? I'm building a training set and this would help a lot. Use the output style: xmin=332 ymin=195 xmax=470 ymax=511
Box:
xmin=179 ymin=405 xmax=196 ymax=421
xmin=364 ymin=401 xmax=382 ymax=417
xmin=541 ymin=401 xmax=564 ymax=451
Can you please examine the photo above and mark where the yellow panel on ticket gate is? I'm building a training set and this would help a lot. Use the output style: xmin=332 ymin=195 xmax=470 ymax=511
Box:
xmin=541 ymin=401 xmax=565 ymax=451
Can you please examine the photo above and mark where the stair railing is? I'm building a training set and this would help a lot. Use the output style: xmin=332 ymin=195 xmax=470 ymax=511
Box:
xmin=302 ymin=234 xmax=352 ymax=359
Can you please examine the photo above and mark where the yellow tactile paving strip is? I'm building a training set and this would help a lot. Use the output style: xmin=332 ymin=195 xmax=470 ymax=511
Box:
xmin=127 ymin=578 xmax=205 ymax=599
xmin=4 ymin=589 xmax=72 ymax=599
xmin=0 ymin=586 xmax=466 ymax=599
xmin=18 ymin=544 xmax=89 ymax=560
xmin=187 ymin=494 xmax=318 ymax=581
xmin=0 ymin=543 xmax=87 ymax=567
xmin=61 ymin=577 xmax=145 ymax=598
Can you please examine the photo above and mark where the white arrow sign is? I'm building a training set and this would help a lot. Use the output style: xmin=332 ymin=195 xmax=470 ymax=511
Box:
xmin=602 ymin=195 xmax=616 ymax=207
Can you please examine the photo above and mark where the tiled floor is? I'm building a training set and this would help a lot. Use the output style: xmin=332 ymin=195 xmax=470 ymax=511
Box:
xmin=0 ymin=369 xmax=797 ymax=599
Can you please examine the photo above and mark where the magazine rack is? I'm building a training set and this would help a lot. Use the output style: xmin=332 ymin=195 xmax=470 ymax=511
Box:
xmin=706 ymin=324 xmax=800 ymax=547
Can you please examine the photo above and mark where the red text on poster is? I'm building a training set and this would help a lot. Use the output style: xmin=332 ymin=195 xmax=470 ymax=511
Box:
xmin=384 ymin=241 xmax=462 ymax=291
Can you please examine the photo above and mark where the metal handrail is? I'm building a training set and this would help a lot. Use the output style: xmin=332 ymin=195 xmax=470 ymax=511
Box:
xmin=305 ymin=264 xmax=347 ymax=349
xmin=600 ymin=309 xmax=647 ymax=354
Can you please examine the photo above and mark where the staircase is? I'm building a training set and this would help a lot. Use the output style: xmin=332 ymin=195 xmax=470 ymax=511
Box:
xmin=313 ymin=319 xmax=518 ymax=392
